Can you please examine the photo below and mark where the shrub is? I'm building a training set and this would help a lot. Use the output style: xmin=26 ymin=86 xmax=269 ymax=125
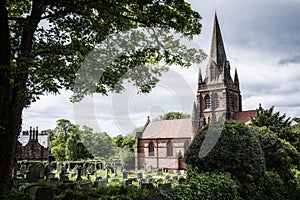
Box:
xmin=163 ymin=167 xmax=240 ymax=200
xmin=185 ymin=120 xmax=265 ymax=180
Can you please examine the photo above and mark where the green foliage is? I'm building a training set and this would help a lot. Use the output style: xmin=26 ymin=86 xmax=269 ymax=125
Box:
xmin=251 ymin=105 xmax=292 ymax=133
xmin=51 ymin=119 xmax=92 ymax=161
xmin=185 ymin=120 xmax=265 ymax=180
xmin=6 ymin=0 xmax=206 ymax=105
xmin=251 ymin=126 xmax=300 ymax=182
xmin=258 ymin=171 xmax=300 ymax=200
xmin=157 ymin=111 xmax=191 ymax=120
xmin=54 ymin=185 xmax=159 ymax=200
xmin=112 ymin=134 xmax=135 ymax=153
xmin=80 ymin=131 xmax=116 ymax=159
xmin=1 ymin=189 xmax=30 ymax=200
xmin=163 ymin=167 xmax=240 ymax=200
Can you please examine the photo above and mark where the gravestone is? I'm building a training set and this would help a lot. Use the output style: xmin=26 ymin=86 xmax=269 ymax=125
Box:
xmin=122 ymin=171 xmax=128 ymax=179
xmin=76 ymin=166 xmax=82 ymax=181
xmin=165 ymin=175 xmax=171 ymax=182
xmin=88 ymin=164 xmax=95 ymax=175
xmin=57 ymin=162 xmax=62 ymax=173
xmin=27 ymin=164 xmax=40 ymax=182
xmin=94 ymin=179 xmax=107 ymax=188
xmin=82 ymin=165 xmax=87 ymax=176
xmin=104 ymin=168 xmax=109 ymax=179
xmin=157 ymin=170 xmax=163 ymax=176
xmin=141 ymin=183 xmax=155 ymax=189
xmin=20 ymin=164 xmax=27 ymax=175
xmin=178 ymin=177 xmax=186 ymax=184
xmin=35 ymin=187 xmax=55 ymax=200
xmin=158 ymin=182 xmax=172 ymax=191
xmin=136 ymin=172 xmax=143 ymax=179
xmin=38 ymin=164 xmax=45 ymax=179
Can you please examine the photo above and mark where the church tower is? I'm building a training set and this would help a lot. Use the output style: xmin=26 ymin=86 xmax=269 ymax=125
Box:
xmin=192 ymin=14 xmax=242 ymax=135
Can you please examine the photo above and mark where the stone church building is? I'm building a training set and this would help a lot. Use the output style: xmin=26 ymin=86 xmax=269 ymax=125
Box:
xmin=17 ymin=126 xmax=50 ymax=161
xmin=135 ymin=14 xmax=256 ymax=170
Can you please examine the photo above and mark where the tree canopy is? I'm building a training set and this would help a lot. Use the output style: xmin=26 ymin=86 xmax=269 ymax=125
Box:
xmin=251 ymin=105 xmax=292 ymax=133
xmin=157 ymin=111 xmax=191 ymax=120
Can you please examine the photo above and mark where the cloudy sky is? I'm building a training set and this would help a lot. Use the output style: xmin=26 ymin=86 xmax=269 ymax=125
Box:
xmin=23 ymin=0 xmax=300 ymax=136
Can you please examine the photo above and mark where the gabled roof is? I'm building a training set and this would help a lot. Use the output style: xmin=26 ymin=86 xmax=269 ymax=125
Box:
xmin=18 ymin=135 xmax=49 ymax=148
xmin=233 ymin=110 xmax=256 ymax=124
xmin=141 ymin=118 xmax=192 ymax=139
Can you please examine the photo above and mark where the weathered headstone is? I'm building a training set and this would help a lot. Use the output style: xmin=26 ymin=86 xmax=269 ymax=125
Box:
xmin=104 ymin=168 xmax=109 ymax=179
xmin=136 ymin=172 xmax=143 ymax=179
xmin=122 ymin=171 xmax=128 ymax=179
xmin=76 ymin=166 xmax=82 ymax=181
xmin=141 ymin=183 xmax=155 ymax=189
xmin=158 ymin=182 xmax=172 ymax=191
xmin=94 ymin=179 xmax=107 ymax=188
xmin=57 ymin=162 xmax=62 ymax=173
xmin=38 ymin=164 xmax=45 ymax=179
xmin=35 ymin=187 xmax=55 ymax=200
xmin=27 ymin=164 xmax=40 ymax=183
xmin=20 ymin=164 xmax=27 ymax=175
xmin=82 ymin=165 xmax=87 ymax=176
xmin=178 ymin=177 xmax=186 ymax=184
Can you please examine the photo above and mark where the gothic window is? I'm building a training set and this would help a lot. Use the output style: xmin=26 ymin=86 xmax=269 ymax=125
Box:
xmin=210 ymin=66 xmax=216 ymax=80
xmin=204 ymin=95 xmax=211 ymax=109
xmin=184 ymin=140 xmax=190 ymax=152
xmin=167 ymin=141 xmax=173 ymax=157
xmin=230 ymin=93 xmax=235 ymax=109
xmin=212 ymin=93 xmax=219 ymax=109
xmin=233 ymin=95 xmax=238 ymax=110
xmin=148 ymin=141 xmax=154 ymax=156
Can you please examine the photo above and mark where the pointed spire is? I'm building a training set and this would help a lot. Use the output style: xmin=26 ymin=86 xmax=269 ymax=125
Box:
xmin=198 ymin=67 xmax=202 ymax=85
xmin=234 ymin=68 xmax=239 ymax=84
xmin=209 ymin=13 xmax=227 ymax=69
xmin=192 ymin=101 xmax=198 ymax=122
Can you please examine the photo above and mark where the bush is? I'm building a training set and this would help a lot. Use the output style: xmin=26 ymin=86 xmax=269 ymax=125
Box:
xmin=185 ymin=120 xmax=265 ymax=180
xmin=163 ymin=167 xmax=240 ymax=200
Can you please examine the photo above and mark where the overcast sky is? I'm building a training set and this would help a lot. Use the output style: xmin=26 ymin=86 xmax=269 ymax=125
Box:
xmin=23 ymin=0 xmax=300 ymax=136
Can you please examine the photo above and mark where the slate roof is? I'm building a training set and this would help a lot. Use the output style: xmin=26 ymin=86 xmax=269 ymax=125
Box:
xmin=233 ymin=110 xmax=256 ymax=124
xmin=18 ymin=135 xmax=49 ymax=148
xmin=141 ymin=118 xmax=192 ymax=139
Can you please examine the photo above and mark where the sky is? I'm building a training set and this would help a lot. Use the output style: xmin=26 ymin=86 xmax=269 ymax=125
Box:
xmin=23 ymin=0 xmax=300 ymax=136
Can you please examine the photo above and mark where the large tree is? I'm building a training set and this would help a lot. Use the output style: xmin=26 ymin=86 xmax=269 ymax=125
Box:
xmin=0 ymin=0 xmax=204 ymax=191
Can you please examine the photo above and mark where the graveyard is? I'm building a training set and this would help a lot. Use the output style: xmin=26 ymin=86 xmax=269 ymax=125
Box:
xmin=8 ymin=160 xmax=187 ymax=199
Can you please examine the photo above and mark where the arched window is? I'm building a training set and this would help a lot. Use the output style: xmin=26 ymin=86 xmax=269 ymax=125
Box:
xmin=167 ymin=141 xmax=173 ymax=157
xmin=233 ymin=95 xmax=238 ymax=110
xmin=212 ymin=93 xmax=219 ymax=109
xmin=210 ymin=66 xmax=216 ymax=80
xmin=148 ymin=141 xmax=154 ymax=156
xmin=204 ymin=95 xmax=211 ymax=109
xmin=184 ymin=140 xmax=190 ymax=152
xmin=230 ymin=93 xmax=235 ymax=109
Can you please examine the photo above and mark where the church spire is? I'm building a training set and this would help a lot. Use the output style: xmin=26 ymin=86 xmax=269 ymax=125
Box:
xmin=198 ymin=67 xmax=202 ymax=86
xmin=209 ymin=13 xmax=227 ymax=69
xmin=234 ymin=68 xmax=239 ymax=84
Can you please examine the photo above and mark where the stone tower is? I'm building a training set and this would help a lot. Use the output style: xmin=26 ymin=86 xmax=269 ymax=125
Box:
xmin=192 ymin=14 xmax=242 ymax=136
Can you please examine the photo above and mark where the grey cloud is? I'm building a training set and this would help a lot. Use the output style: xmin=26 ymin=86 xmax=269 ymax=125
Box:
xmin=278 ymin=55 xmax=300 ymax=65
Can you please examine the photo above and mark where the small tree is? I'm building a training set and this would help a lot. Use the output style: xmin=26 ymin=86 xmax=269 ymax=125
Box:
xmin=251 ymin=105 xmax=292 ymax=133
xmin=157 ymin=111 xmax=191 ymax=120
xmin=185 ymin=120 xmax=265 ymax=180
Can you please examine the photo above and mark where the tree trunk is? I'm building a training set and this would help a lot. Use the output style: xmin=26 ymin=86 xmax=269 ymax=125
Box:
xmin=0 ymin=0 xmax=44 ymax=193
xmin=0 ymin=0 xmax=20 ymax=193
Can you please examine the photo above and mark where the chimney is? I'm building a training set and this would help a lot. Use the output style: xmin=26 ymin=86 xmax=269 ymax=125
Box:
xmin=36 ymin=126 xmax=39 ymax=140
xmin=29 ymin=126 xmax=33 ymax=140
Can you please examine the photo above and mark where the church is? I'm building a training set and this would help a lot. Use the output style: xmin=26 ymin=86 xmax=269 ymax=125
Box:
xmin=135 ymin=14 xmax=256 ymax=170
